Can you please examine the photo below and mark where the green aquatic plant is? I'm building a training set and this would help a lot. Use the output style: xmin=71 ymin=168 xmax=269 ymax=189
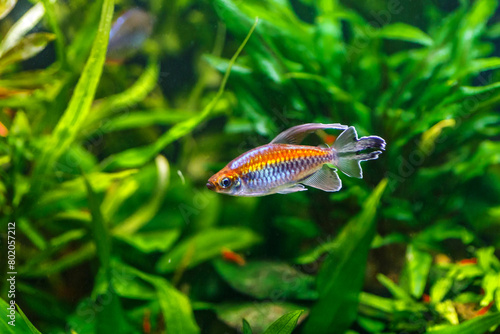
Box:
xmin=1 ymin=0 xmax=500 ymax=333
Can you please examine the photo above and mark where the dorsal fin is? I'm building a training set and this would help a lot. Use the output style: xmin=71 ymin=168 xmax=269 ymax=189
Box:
xmin=270 ymin=123 xmax=348 ymax=145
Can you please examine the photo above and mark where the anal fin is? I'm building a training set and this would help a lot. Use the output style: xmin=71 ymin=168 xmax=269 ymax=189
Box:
xmin=337 ymin=157 xmax=362 ymax=178
xmin=302 ymin=165 xmax=342 ymax=192
xmin=277 ymin=184 xmax=307 ymax=194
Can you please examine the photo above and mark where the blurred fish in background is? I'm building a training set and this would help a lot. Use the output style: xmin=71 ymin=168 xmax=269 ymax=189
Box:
xmin=106 ymin=8 xmax=154 ymax=64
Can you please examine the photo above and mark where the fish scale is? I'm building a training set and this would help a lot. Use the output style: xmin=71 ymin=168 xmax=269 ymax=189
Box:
xmin=235 ymin=144 xmax=332 ymax=192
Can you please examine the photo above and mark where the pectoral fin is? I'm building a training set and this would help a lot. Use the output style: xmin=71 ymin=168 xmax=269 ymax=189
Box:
xmin=277 ymin=184 xmax=307 ymax=194
xmin=270 ymin=123 xmax=347 ymax=145
xmin=302 ymin=165 xmax=342 ymax=192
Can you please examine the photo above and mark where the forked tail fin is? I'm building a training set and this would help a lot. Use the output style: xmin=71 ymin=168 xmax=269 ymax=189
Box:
xmin=332 ymin=126 xmax=386 ymax=178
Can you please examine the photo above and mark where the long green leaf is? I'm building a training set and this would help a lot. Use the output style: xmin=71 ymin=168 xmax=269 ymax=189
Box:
xmin=0 ymin=2 xmax=45 ymax=55
xmin=85 ymin=174 xmax=131 ymax=333
xmin=263 ymin=310 xmax=303 ymax=334
xmin=0 ymin=33 xmax=55 ymax=70
xmin=379 ymin=23 xmax=433 ymax=46
xmin=303 ymin=179 xmax=388 ymax=333
xmin=0 ymin=0 xmax=16 ymax=20
xmin=243 ymin=319 xmax=253 ymax=334
xmin=15 ymin=305 xmax=42 ymax=334
xmin=113 ymin=155 xmax=170 ymax=235
xmin=116 ymin=229 xmax=180 ymax=253
xmin=0 ymin=298 xmax=38 ymax=333
xmin=427 ymin=312 xmax=500 ymax=334
xmin=98 ymin=109 xmax=197 ymax=133
xmin=33 ymin=0 xmax=114 ymax=190
xmin=114 ymin=261 xmax=199 ymax=334
xmin=215 ymin=302 xmax=305 ymax=334
xmin=405 ymin=244 xmax=432 ymax=299
xmin=83 ymin=173 xmax=111 ymax=280
xmin=39 ymin=0 xmax=66 ymax=66
xmin=34 ymin=170 xmax=137 ymax=216
xmin=85 ymin=56 xmax=160 ymax=129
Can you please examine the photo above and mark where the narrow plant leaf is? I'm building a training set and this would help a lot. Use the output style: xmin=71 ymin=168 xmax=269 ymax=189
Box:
xmin=113 ymin=155 xmax=170 ymax=235
xmin=0 ymin=0 xmax=16 ymax=20
xmin=0 ymin=33 xmax=55 ymax=70
xmin=39 ymin=0 xmax=65 ymax=65
xmin=17 ymin=217 xmax=46 ymax=250
xmin=95 ymin=289 xmax=131 ymax=334
xmin=464 ymin=0 xmax=497 ymax=38
xmin=101 ymin=177 xmax=139 ymax=220
xmin=379 ymin=23 xmax=433 ymax=46
xmin=303 ymin=179 xmax=388 ymax=333
xmin=156 ymin=227 xmax=261 ymax=272
xmin=481 ymin=272 xmax=500 ymax=307
xmin=20 ymin=243 xmax=96 ymax=277
xmin=15 ymin=304 xmax=42 ymax=334
xmin=377 ymin=273 xmax=414 ymax=302
xmin=263 ymin=310 xmax=303 ymax=334
xmin=460 ymin=57 xmax=500 ymax=77
xmin=359 ymin=292 xmax=396 ymax=315
xmin=114 ymin=261 xmax=199 ymax=334
xmin=100 ymin=109 xmax=197 ymax=133
xmin=215 ymin=302 xmax=306 ymax=334
xmin=86 ymin=56 xmax=160 ymax=128
xmin=0 ymin=2 xmax=45 ymax=55
xmin=454 ymin=141 xmax=500 ymax=180
xmin=203 ymin=54 xmax=252 ymax=74
xmin=66 ymin=0 xmax=101 ymax=67
xmin=112 ymin=274 xmax=156 ymax=300
xmin=405 ymin=244 xmax=433 ymax=299
xmin=460 ymin=82 xmax=500 ymax=98
xmin=83 ymin=173 xmax=111 ymax=280
xmin=89 ymin=268 xmax=132 ymax=334
xmin=35 ymin=170 xmax=137 ymax=215
xmin=0 ymin=298 xmax=37 ymax=333
xmin=294 ymin=237 xmax=339 ymax=265
xmin=33 ymin=0 xmax=114 ymax=190
xmin=427 ymin=312 xmax=500 ymax=334
xmin=156 ymin=282 xmax=199 ymax=334
xmin=243 ymin=319 xmax=253 ymax=334
xmin=115 ymin=229 xmax=180 ymax=253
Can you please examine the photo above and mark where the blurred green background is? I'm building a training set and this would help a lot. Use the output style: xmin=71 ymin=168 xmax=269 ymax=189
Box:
xmin=1 ymin=0 xmax=500 ymax=333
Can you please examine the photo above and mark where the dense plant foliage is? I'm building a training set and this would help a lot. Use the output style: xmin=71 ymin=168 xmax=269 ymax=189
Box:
xmin=1 ymin=0 xmax=500 ymax=333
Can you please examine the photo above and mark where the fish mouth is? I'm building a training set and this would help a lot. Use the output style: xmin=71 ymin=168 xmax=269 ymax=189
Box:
xmin=206 ymin=181 xmax=215 ymax=191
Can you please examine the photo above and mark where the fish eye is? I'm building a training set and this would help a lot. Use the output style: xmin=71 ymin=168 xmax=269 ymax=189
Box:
xmin=220 ymin=177 xmax=232 ymax=188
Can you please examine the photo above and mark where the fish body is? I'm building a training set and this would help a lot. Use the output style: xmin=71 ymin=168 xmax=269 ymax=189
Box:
xmin=207 ymin=123 xmax=386 ymax=197
xmin=224 ymin=144 xmax=333 ymax=196
xmin=106 ymin=8 xmax=154 ymax=63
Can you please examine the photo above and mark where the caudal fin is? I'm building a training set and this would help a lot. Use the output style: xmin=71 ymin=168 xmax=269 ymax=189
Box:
xmin=332 ymin=126 xmax=386 ymax=178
